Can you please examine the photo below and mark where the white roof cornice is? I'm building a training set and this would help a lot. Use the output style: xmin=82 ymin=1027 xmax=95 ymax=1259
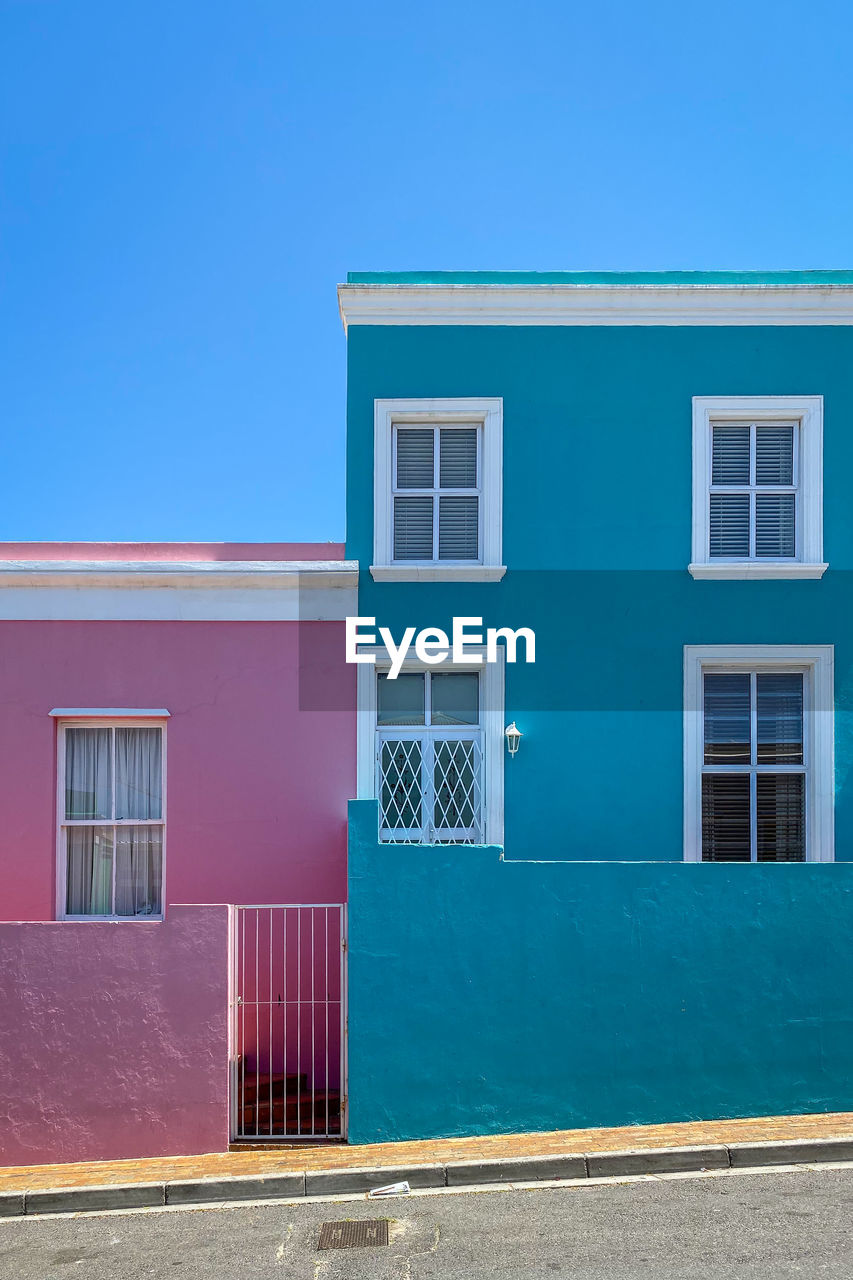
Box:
xmin=338 ymin=282 xmax=853 ymax=329
xmin=0 ymin=559 xmax=358 ymax=589
xmin=0 ymin=560 xmax=359 ymax=620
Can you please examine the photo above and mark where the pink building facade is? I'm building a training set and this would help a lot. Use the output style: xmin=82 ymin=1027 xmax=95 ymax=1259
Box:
xmin=0 ymin=544 xmax=356 ymax=1166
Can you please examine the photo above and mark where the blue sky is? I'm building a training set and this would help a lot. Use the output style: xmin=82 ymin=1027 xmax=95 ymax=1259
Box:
xmin=2 ymin=0 xmax=851 ymax=543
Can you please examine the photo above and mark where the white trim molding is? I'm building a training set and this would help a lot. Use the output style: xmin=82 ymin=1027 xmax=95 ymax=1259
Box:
xmin=683 ymin=644 xmax=834 ymax=863
xmin=50 ymin=708 xmax=170 ymax=718
xmin=356 ymin=645 xmax=505 ymax=845
xmin=0 ymin=559 xmax=358 ymax=620
xmin=372 ymin=398 xmax=503 ymax=582
xmin=688 ymin=562 xmax=828 ymax=580
xmin=690 ymin=396 xmax=826 ymax=580
xmin=339 ymin=283 xmax=853 ymax=329
xmin=370 ymin=565 xmax=507 ymax=583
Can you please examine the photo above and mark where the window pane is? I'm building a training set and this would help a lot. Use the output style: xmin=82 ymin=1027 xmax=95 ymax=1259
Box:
xmin=755 ymin=493 xmax=795 ymax=558
xmin=709 ymin=493 xmax=750 ymax=557
xmin=702 ymin=774 xmax=751 ymax=861
xmin=115 ymin=728 xmax=162 ymax=819
xmin=755 ymin=423 xmax=794 ymax=485
xmin=433 ymin=739 xmax=478 ymax=836
xmin=393 ymin=495 xmax=433 ymax=560
xmin=395 ymin=428 xmax=434 ymax=488
xmin=438 ymin=495 xmax=478 ymax=560
xmin=439 ymin=428 xmax=477 ymax=488
xmin=431 ymin=672 xmax=479 ymax=725
xmin=704 ymin=673 xmax=750 ymax=763
xmin=757 ymin=774 xmax=805 ymax=861
xmin=65 ymin=728 xmax=112 ymax=820
xmin=379 ymin=740 xmax=423 ymax=832
xmin=712 ymin=424 xmax=750 ymax=484
xmin=115 ymin=826 xmax=163 ymax=915
xmin=377 ymin=673 xmax=425 ymax=725
xmin=757 ymin=673 xmax=803 ymax=764
xmin=66 ymin=826 xmax=114 ymax=914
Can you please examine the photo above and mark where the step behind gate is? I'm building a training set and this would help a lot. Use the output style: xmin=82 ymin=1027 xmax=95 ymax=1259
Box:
xmin=231 ymin=905 xmax=347 ymax=1141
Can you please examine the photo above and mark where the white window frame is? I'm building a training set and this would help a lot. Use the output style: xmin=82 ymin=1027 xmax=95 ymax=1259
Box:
xmin=683 ymin=645 xmax=834 ymax=862
xmin=371 ymin=398 xmax=505 ymax=582
xmin=56 ymin=716 xmax=168 ymax=920
xmin=689 ymin=396 xmax=826 ymax=579
xmin=357 ymin=646 xmax=505 ymax=844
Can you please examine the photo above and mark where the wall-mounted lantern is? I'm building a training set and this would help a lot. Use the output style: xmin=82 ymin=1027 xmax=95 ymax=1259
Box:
xmin=504 ymin=722 xmax=523 ymax=758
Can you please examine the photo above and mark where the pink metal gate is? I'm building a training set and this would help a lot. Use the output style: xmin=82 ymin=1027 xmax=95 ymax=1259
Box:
xmin=230 ymin=905 xmax=347 ymax=1141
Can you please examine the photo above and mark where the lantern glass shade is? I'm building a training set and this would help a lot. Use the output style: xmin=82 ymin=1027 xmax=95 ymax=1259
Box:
xmin=505 ymin=721 xmax=522 ymax=756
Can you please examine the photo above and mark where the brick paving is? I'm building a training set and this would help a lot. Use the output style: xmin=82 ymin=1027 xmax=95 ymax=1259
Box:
xmin=2 ymin=1112 xmax=853 ymax=1193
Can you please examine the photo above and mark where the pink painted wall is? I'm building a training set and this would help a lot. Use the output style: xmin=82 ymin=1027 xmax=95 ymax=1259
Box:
xmin=0 ymin=542 xmax=345 ymax=562
xmin=0 ymin=906 xmax=230 ymax=1166
xmin=0 ymin=620 xmax=355 ymax=922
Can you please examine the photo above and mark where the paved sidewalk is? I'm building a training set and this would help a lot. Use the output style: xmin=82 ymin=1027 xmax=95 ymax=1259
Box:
xmin=2 ymin=1111 xmax=853 ymax=1194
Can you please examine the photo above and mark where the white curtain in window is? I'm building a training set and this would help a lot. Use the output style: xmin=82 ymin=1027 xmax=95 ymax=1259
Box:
xmin=66 ymin=827 xmax=113 ymax=914
xmin=115 ymin=728 xmax=162 ymax=819
xmin=65 ymin=728 xmax=111 ymax=819
xmin=114 ymin=825 xmax=163 ymax=916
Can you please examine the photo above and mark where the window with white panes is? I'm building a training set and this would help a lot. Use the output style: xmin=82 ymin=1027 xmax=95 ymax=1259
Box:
xmin=701 ymin=672 xmax=806 ymax=861
xmin=710 ymin=420 xmax=798 ymax=559
xmin=59 ymin=723 xmax=165 ymax=917
xmin=690 ymin=396 xmax=824 ymax=579
xmin=392 ymin=426 xmax=480 ymax=562
xmin=376 ymin=670 xmax=483 ymax=843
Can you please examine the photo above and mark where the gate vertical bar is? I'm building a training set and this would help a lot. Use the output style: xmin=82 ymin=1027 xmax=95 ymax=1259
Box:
xmin=254 ymin=907 xmax=259 ymax=1138
xmin=341 ymin=904 xmax=348 ymax=1140
xmin=228 ymin=905 xmax=238 ymax=1142
xmin=296 ymin=908 xmax=302 ymax=1136
xmin=311 ymin=909 xmax=316 ymax=1136
xmin=268 ymin=908 xmax=273 ymax=1136
xmin=240 ymin=908 xmax=245 ymax=1138
xmin=282 ymin=906 xmax=287 ymax=1139
xmin=324 ymin=906 xmax=329 ymax=1137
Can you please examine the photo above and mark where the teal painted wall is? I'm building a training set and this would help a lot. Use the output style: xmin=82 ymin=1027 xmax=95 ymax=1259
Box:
xmin=348 ymin=799 xmax=853 ymax=1142
xmin=346 ymin=324 xmax=853 ymax=860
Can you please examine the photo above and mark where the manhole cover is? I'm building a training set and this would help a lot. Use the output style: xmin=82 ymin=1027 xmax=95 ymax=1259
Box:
xmin=318 ymin=1219 xmax=390 ymax=1250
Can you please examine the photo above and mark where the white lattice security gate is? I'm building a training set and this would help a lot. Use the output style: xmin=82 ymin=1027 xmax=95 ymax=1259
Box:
xmin=377 ymin=732 xmax=483 ymax=843
xmin=230 ymin=905 xmax=347 ymax=1141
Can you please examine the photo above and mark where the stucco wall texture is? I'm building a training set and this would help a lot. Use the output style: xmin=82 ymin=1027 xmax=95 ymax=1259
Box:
xmin=0 ymin=906 xmax=230 ymax=1166
xmin=347 ymin=801 xmax=853 ymax=1144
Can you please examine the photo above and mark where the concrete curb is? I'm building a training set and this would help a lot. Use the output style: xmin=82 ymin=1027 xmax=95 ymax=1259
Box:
xmin=446 ymin=1154 xmax=587 ymax=1186
xmin=728 ymin=1137 xmax=853 ymax=1169
xmin=587 ymin=1144 xmax=730 ymax=1178
xmin=306 ymin=1163 xmax=445 ymax=1196
xmin=25 ymin=1184 xmax=165 ymax=1216
xmin=9 ymin=1136 xmax=853 ymax=1217
xmin=165 ymin=1173 xmax=306 ymax=1205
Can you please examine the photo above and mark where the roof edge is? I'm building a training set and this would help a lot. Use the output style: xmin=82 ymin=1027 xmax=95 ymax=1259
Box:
xmin=346 ymin=269 xmax=853 ymax=286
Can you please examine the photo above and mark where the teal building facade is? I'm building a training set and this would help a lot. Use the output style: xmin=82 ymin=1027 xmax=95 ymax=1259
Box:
xmin=341 ymin=272 xmax=853 ymax=1142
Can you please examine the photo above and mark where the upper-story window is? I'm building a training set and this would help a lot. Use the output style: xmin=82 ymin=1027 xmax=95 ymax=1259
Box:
xmin=690 ymin=396 xmax=826 ymax=579
xmin=58 ymin=720 xmax=165 ymax=919
xmin=372 ymin=398 xmax=505 ymax=582
xmin=394 ymin=426 xmax=480 ymax=562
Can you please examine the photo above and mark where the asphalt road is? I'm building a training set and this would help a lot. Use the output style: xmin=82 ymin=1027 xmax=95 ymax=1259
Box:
xmin=2 ymin=1166 xmax=852 ymax=1279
